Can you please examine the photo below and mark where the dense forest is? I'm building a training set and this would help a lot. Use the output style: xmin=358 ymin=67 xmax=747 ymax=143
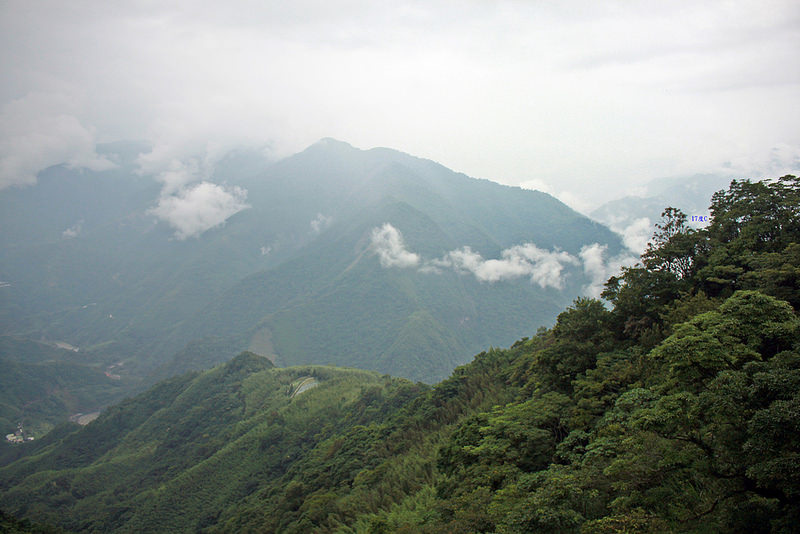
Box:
xmin=1 ymin=176 xmax=798 ymax=532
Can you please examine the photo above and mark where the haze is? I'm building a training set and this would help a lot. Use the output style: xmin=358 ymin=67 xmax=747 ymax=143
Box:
xmin=1 ymin=0 xmax=799 ymax=211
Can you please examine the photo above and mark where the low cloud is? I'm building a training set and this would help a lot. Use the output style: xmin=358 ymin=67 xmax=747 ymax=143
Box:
xmin=370 ymin=223 xmax=421 ymax=268
xmin=149 ymin=182 xmax=249 ymax=240
xmin=619 ymin=217 xmax=653 ymax=255
xmin=370 ymin=224 xmax=579 ymax=290
xmin=579 ymin=243 xmax=639 ymax=298
xmin=0 ymin=93 xmax=114 ymax=190
xmin=140 ymin=143 xmax=251 ymax=240
xmin=433 ymin=244 xmax=579 ymax=289
xmin=147 ymin=159 xmax=200 ymax=196
xmin=310 ymin=213 xmax=333 ymax=233
xmin=62 ymin=220 xmax=83 ymax=239
xmin=370 ymin=224 xmax=643 ymax=294
xmin=596 ymin=213 xmax=654 ymax=256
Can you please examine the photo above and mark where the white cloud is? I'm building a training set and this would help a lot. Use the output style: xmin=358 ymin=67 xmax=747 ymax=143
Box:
xmin=371 ymin=224 xmax=643 ymax=294
xmin=579 ymin=243 xmax=608 ymax=297
xmin=595 ymin=213 xmax=655 ymax=256
xmin=62 ymin=220 xmax=83 ymax=239
xmin=310 ymin=213 xmax=333 ymax=233
xmin=620 ymin=217 xmax=653 ymax=255
xmin=149 ymin=182 xmax=249 ymax=240
xmin=579 ymin=243 xmax=639 ymax=298
xmin=139 ymin=138 xmax=252 ymax=240
xmin=433 ymin=244 xmax=579 ymax=289
xmin=371 ymin=223 xmax=579 ymax=289
xmin=370 ymin=223 xmax=420 ymax=268
xmin=0 ymin=93 xmax=114 ymax=190
xmin=145 ymin=159 xmax=199 ymax=196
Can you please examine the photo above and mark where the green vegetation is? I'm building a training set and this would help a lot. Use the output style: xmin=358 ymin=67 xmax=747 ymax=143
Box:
xmin=1 ymin=176 xmax=798 ymax=532
xmin=0 ymin=336 xmax=130 ymax=437
xmin=0 ymin=509 xmax=62 ymax=533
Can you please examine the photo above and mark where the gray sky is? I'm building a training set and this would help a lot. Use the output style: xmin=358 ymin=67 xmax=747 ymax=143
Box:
xmin=1 ymin=0 xmax=799 ymax=210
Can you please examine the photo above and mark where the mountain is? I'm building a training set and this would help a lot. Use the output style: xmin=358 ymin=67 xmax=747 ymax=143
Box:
xmin=0 ymin=141 xmax=276 ymax=374
xmin=0 ymin=138 xmax=623 ymax=430
xmin=1 ymin=176 xmax=798 ymax=533
xmin=161 ymin=139 xmax=625 ymax=382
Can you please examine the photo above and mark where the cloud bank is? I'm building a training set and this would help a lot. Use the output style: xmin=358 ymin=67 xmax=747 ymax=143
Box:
xmin=371 ymin=223 xmax=640 ymax=295
xmin=1 ymin=1 xmax=798 ymax=207
xmin=599 ymin=215 xmax=654 ymax=256
xmin=618 ymin=217 xmax=653 ymax=255
xmin=0 ymin=93 xmax=114 ymax=189
xmin=149 ymin=182 xmax=249 ymax=240
xmin=431 ymin=244 xmax=579 ymax=289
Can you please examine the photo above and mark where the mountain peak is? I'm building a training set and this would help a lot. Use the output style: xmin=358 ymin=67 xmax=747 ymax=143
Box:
xmin=311 ymin=137 xmax=359 ymax=151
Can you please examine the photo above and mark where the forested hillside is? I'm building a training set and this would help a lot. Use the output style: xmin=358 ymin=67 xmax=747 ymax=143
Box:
xmin=1 ymin=176 xmax=798 ymax=532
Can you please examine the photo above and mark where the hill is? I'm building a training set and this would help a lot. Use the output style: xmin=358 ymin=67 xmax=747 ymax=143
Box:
xmin=1 ymin=352 xmax=428 ymax=532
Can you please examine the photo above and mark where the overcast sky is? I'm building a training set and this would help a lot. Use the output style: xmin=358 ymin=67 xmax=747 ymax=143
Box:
xmin=1 ymin=0 xmax=799 ymax=210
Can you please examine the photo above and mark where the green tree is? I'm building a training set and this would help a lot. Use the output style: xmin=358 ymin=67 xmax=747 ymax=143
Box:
xmin=698 ymin=175 xmax=800 ymax=301
xmin=642 ymin=207 xmax=703 ymax=280
xmin=534 ymin=298 xmax=615 ymax=393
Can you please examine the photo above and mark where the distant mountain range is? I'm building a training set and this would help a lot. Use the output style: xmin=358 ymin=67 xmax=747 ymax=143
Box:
xmin=589 ymin=173 xmax=735 ymax=252
xmin=1 ymin=138 xmax=624 ymax=430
